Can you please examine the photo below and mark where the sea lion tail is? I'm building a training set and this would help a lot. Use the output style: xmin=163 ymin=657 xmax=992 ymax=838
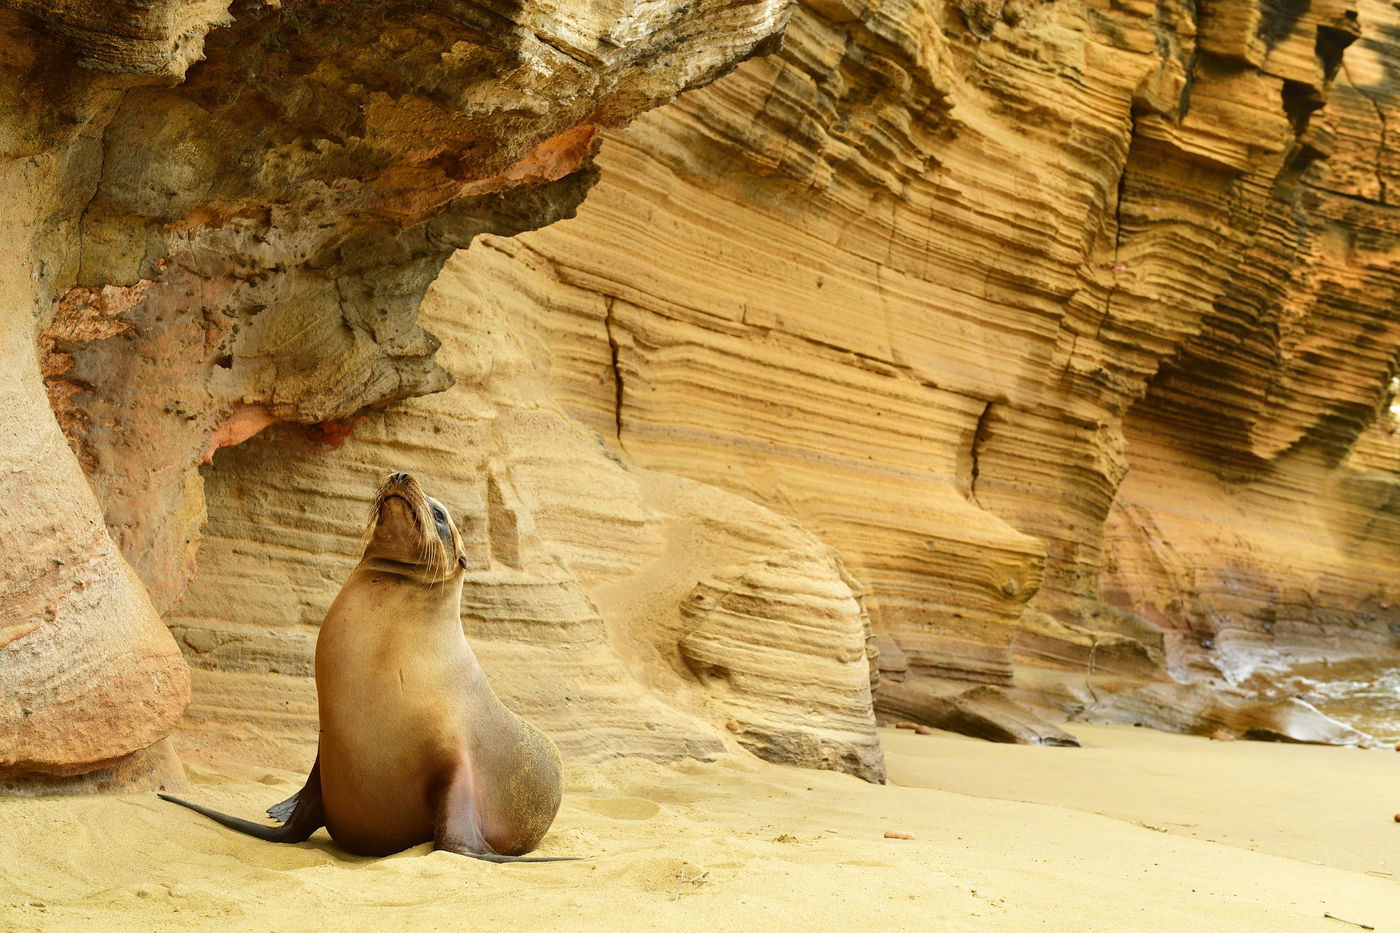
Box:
xmin=158 ymin=793 xmax=309 ymax=843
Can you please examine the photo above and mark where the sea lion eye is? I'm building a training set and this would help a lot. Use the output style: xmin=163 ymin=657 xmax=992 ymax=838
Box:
xmin=431 ymin=505 xmax=447 ymax=524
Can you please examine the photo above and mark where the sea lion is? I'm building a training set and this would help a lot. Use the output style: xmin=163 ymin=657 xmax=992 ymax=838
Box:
xmin=161 ymin=472 xmax=571 ymax=863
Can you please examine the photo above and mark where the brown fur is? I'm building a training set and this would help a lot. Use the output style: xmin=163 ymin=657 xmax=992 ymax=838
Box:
xmin=161 ymin=472 xmax=568 ymax=863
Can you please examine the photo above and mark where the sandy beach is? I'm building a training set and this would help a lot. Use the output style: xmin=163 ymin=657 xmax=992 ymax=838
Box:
xmin=3 ymin=725 xmax=1398 ymax=932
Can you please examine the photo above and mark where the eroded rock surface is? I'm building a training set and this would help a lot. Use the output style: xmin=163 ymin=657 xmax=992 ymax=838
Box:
xmin=1 ymin=0 xmax=793 ymax=785
xmin=9 ymin=0 xmax=1400 ymax=787
xmin=450 ymin=0 xmax=1400 ymax=735
xmin=49 ymin=0 xmax=791 ymax=616
xmin=878 ymin=683 xmax=1082 ymax=748
xmin=167 ymin=255 xmax=883 ymax=780
xmin=1072 ymin=683 xmax=1373 ymax=745
xmin=0 ymin=3 xmax=213 ymax=783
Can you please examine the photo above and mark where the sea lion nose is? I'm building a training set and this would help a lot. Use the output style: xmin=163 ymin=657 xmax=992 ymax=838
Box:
xmin=389 ymin=472 xmax=411 ymax=485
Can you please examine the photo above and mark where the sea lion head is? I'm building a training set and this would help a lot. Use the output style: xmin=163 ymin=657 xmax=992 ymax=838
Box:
xmin=361 ymin=472 xmax=467 ymax=582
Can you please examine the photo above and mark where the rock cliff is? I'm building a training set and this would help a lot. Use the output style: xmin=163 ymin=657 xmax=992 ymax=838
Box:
xmin=0 ymin=0 xmax=800 ymax=787
xmin=4 ymin=0 xmax=1400 ymax=789
xmin=445 ymin=0 xmax=1400 ymax=733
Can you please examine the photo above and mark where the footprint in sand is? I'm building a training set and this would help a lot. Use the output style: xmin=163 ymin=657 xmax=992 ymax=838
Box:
xmin=583 ymin=797 xmax=661 ymax=820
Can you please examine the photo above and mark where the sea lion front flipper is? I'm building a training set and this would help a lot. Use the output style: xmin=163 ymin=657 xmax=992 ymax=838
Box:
xmin=431 ymin=760 xmax=495 ymax=859
xmin=431 ymin=761 xmax=580 ymax=864
xmin=159 ymin=754 xmax=327 ymax=844
xmin=267 ymin=791 xmax=299 ymax=823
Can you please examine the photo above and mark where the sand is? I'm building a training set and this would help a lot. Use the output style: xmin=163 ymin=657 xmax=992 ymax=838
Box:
xmin=3 ymin=725 xmax=1399 ymax=932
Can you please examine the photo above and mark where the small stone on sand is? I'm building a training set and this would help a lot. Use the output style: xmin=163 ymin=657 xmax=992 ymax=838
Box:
xmin=884 ymin=830 xmax=915 ymax=840
xmin=1209 ymin=730 xmax=1235 ymax=742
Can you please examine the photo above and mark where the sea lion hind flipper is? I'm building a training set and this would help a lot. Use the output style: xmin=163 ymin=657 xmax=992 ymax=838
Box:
xmin=158 ymin=755 xmax=327 ymax=844
xmin=267 ymin=751 xmax=325 ymax=826
xmin=267 ymin=791 xmax=299 ymax=823
xmin=431 ymin=840 xmax=582 ymax=863
xmin=158 ymin=793 xmax=312 ymax=842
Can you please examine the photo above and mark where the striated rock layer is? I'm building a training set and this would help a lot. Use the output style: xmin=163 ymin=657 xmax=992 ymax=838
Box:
xmin=168 ymin=256 xmax=884 ymax=782
xmin=447 ymin=0 xmax=1400 ymax=733
xmin=1 ymin=0 xmax=797 ymax=785
xmin=10 ymin=0 xmax=1400 ymax=788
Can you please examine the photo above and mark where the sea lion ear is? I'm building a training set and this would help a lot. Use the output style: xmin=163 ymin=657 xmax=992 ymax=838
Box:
xmin=458 ymin=555 xmax=468 ymax=570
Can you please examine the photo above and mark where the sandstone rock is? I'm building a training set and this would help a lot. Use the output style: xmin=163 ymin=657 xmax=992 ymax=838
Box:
xmin=45 ymin=0 xmax=792 ymax=616
xmin=2 ymin=0 xmax=232 ymax=76
xmin=0 ymin=738 xmax=187 ymax=797
xmin=165 ymin=252 xmax=883 ymax=780
xmin=879 ymin=683 xmax=1081 ymax=748
xmin=0 ymin=4 xmax=202 ymax=783
xmin=451 ymin=0 xmax=1400 ymax=736
xmin=679 ymin=549 xmax=885 ymax=782
xmin=1013 ymin=608 xmax=1169 ymax=680
xmin=2 ymin=0 xmax=792 ymax=787
xmin=11 ymin=0 xmax=1400 ymax=785
xmin=1074 ymin=683 xmax=1373 ymax=745
xmin=1 ymin=295 xmax=189 ymax=778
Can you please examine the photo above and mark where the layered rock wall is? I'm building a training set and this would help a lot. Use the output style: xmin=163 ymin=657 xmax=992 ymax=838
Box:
xmin=455 ymin=0 xmax=1400 ymax=717
xmin=168 ymin=255 xmax=883 ymax=781
xmin=2 ymin=0 xmax=809 ymax=786
xmin=6 ymin=0 xmax=1400 ymax=789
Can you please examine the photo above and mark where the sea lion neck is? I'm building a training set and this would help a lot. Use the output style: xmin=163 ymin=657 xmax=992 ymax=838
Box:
xmin=355 ymin=556 xmax=466 ymax=591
